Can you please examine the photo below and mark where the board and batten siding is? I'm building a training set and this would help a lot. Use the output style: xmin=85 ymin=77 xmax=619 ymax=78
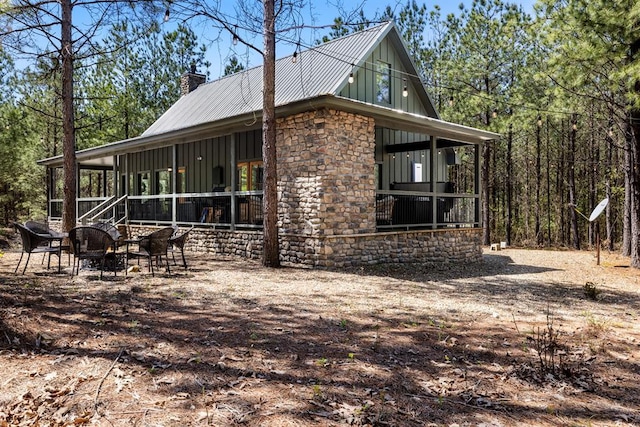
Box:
xmin=339 ymin=35 xmax=438 ymax=190
xmin=121 ymin=129 xmax=263 ymax=195
xmin=375 ymin=127 xmax=451 ymax=189
xmin=339 ymin=37 xmax=428 ymax=117
xmin=175 ymin=135 xmax=231 ymax=193
xmin=236 ymin=129 xmax=262 ymax=161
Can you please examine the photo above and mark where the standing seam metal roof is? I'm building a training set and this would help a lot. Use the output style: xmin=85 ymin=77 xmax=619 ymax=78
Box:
xmin=142 ymin=22 xmax=394 ymax=137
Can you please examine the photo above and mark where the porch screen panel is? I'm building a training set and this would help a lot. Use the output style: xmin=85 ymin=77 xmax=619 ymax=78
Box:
xmin=380 ymin=128 xmax=431 ymax=186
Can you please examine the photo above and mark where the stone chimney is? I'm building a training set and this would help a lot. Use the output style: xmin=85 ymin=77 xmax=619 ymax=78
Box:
xmin=180 ymin=63 xmax=206 ymax=96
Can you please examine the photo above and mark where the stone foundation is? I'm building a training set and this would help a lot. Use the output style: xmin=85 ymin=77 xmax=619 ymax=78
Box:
xmin=128 ymin=225 xmax=482 ymax=268
xmin=48 ymin=223 xmax=481 ymax=268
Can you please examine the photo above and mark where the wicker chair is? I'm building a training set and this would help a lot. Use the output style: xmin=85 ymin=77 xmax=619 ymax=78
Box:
xmin=376 ymin=196 xmax=395 ymax=226
xmin=247 ymin=196 xmax=264 ymax=224
xmin=68 ymin=226 xmax=118 ymax=280
xmin=25 ymin=220 xmax=51 ymax=235
xmin=14 ymin=222 xmax=64 ymax=274
xmin=126 ymin=227 xmax=174 ymax=276
xmin=24 ymin=220 xmax=70 ymax=265
xmin=90 ymin=222 xmax=121 ymax=239
xmin=169 ymin=226 xmax=193 ymax=269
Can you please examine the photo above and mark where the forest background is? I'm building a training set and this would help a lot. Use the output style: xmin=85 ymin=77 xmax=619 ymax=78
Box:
xmin=0 ymin=0 xmax=639 ymax=259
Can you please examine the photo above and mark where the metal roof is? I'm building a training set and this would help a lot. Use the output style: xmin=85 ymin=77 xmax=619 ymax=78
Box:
xmin=38 ymin=21 xmax=499 ymax=168
xmin=142 ymin=22 xmax=397 ymax=137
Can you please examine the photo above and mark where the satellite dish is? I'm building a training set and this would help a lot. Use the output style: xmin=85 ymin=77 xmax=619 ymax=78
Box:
xmin=588 ymin=198 xmax=609 ymax=222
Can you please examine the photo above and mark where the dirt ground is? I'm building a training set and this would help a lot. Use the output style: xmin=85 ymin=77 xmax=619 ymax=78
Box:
xmin=0 ymin=237 xmax=639 ymax=426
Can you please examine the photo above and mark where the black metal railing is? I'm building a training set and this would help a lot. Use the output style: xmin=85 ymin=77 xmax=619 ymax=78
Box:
xmin=126 ymin=191 xmax=263 ymax=227
xmin=376 ymin=191 xmax=479 ymax=230
xmin=128 ymin=196 xmax=173 ymax=222
xmin=50 ymin=191 xmax=476 ymax=230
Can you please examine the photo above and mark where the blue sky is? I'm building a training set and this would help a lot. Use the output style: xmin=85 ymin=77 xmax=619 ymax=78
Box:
xmin=193 ymin=0 xmax=537 ymax=79
xmin=9 ymin=1 xmax=537 ymax=83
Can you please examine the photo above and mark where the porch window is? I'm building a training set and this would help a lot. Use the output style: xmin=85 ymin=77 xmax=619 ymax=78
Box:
xmin=376 ymin=61 xmax=391 ymax=104
xmin=138 ymin=172 xmax=150 ymax=196
xmin=237 ymin=161 xmax=263 ymax=191
xmin=177 ymin=167 xmax=186 ymax=193
xmin=156 ymin=169 xmax=172 ymax=195
xmin=128 ymin=172 xmax=134 ymax=195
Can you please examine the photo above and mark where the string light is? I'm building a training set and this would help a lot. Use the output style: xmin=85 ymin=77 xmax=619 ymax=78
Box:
xmin=492 ymin=108 xmax=498 ymax=118
xmin=229 ymin=24 xmax=577 ymax=118
xmin=537 ymin=115 xmax=542 ymax=127
xmin=402 ymin=78 xmax=408 ymax=97
xmin=572 ymin=120 xmax=577 ymax=131
xmin=291 ymin=43 xmax=300 ymax=63
xmin=163 ymin=9 xmax=170 ymax=22
xmin=232 ymin=26 xmax=238 ymax=46
xmin=348 ymin=72 xmax=354 ymax=84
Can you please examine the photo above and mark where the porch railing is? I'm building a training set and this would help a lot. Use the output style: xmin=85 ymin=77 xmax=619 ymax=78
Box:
xmin=50 ymin=197 xmax=111 ymax=221
xmin=126 ymin=191 xmax=264 ymax=228
xmin=78 ymin=195 xmax=128 ymax=225
xmin=376 ymin=190 xmax=479 ymax=230
xmin=49 ymin=190 xmax=478 ymax=230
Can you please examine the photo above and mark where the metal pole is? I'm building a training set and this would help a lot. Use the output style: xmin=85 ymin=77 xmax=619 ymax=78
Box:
xmin=596 ymin=221 xmax=601 ymax=266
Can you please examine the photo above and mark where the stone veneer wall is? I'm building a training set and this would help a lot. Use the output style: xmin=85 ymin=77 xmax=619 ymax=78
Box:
xmin=276 ymin=108 xmax=377 ymax=236
xmin=127 ymin=225 xmax=263 ymax=261
xmin=278 ymin=228 xmax=483 ymax=268
xmin=126 ymin=226 xmax=482 ymax=268
xmin=49 ymin=222 xmax=481 ymax=268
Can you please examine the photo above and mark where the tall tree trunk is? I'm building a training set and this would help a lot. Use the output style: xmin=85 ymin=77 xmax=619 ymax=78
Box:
xmin=569 ymin=114 xmax=580 ymax=250
xmin=261 ymin=0 xmax=280 ymax=267
xmin=506 ymin=124 xmax=512 ymax=246
xmin=629 ymin=115 xmax=640 ymax=268
xmin=587 ymin=105 xmax=600 ymax=248
xmin=546 ymin=117 xmax=551 ymax=246
xmin=629 ymin=34 xmax=640 ymax=268
xmin=535 ymin=120 xmax=541 ymax=245
xmin=622 ymin=119 xmax=632 ymax=256
xmin=605 ymin=126 xmax=613 ymax=251
xmin=558 ymin=119 xmax=565 ymax=246
xmin=61 ymin=0 xmax=77 ymax=233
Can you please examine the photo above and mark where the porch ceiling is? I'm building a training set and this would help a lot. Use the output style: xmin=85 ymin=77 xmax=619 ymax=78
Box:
xmin=37 ymin=94 xmax=499 ymax=168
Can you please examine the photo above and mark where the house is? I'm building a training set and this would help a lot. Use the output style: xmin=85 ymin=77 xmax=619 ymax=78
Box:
xmin=38 ymin=21 xmax=499 ymax=267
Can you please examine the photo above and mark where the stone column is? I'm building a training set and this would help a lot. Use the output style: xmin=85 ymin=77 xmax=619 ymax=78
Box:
xmin=277 ymin=108 xmax=376 ymax=237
